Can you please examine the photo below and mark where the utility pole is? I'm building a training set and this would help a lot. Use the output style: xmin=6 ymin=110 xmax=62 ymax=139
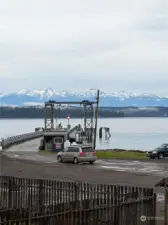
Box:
xmin=94 ymin=89 xmax=100 ymax=150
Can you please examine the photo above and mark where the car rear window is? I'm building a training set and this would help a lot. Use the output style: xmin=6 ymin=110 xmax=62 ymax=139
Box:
xmin=68 ymin=147 xmax=79 ymax=152
xmin=82 ymin=148 xmax=94 ymax=152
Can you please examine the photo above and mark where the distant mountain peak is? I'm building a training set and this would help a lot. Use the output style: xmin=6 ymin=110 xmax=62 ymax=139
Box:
xmin=15 ymin=88 xmax=159 ymax=98
xmin=13 ymin=88 xmax=161 ymax=97
xmin=18 ymin=89 xmax=28 ymax=95
xmin=0 ymin=88 xmax=168 ymax=107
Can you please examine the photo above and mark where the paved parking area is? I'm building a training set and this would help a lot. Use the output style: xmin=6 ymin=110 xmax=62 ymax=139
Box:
xmin=3 ymin=150 xmax=168 ymax=177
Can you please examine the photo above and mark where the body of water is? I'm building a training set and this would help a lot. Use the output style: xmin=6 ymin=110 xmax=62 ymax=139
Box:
xmin=0 ymin=118 xmax=168 ymax=151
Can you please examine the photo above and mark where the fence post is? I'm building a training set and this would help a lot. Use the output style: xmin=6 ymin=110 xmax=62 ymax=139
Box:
xmin=165 ymin=190 xmax=168 ymax=225
xmin=39 ymin=180 xmax=43 ymax=204
xmin=8 ymin=177 xmax=12 ymax=208
xmin=114 ymin=185 xmax=119 ymax=225
xmin=28 ymin=210 xmax=31 ymax=225
xmin=28 ymin=179 xmax=32 ymax=225
xmin=75 ymin=183 xmax=79 ymax=203
xmin=39 ymin=179 xmax=44 ymax=210
xmin=39 ymin=179 xmax=46 ymax=225
xmin=153 ymin=193 xmax=157 ymax=225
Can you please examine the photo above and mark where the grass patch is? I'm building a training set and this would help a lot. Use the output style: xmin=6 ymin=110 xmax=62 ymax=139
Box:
xmin=96 ymin=150 xmax=147 ymax=159
xmin=40 ymin=150 xmax=57 ymax=154
xmin=40 ymin=149 xmax=147 ymax=159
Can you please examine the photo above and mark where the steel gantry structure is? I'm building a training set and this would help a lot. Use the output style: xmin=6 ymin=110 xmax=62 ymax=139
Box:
xmin=44 ymin=92 xmax=100 ymax=149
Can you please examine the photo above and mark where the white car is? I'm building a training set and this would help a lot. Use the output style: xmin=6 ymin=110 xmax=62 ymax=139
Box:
xmin=57 ymin=145 xmax=97 ymax=164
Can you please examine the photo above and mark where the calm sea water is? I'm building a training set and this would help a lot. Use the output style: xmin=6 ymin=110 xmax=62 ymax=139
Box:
xmin=0 ymin=118 xmax=168 ymax=151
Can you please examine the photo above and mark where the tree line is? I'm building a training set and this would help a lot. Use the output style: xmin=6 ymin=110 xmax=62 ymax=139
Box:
xmin=0 ymin=106 xmax=168 ymax=118
xmin=0 ymin=107 xmax=124 ymax=118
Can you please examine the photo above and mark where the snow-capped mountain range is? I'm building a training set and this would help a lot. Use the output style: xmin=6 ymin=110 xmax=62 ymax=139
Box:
xmin=0 ymin=88 xmax=168 ymax=107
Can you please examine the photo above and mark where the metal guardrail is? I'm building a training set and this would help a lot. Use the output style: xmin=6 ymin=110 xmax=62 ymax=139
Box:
xmin=0 ymin=131 xmax=43 ymax=150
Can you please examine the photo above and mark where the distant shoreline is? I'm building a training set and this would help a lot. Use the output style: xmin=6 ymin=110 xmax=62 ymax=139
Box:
xmin=0 ymin=106 xmax=168 ymax=118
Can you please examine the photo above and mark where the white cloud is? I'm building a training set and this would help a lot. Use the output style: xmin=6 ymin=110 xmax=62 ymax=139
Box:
xmin=0 ymin=0 xmax=168 ymax=93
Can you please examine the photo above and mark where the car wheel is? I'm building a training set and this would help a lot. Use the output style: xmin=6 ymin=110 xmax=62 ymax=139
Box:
xmin=150 ymin=156 xmax=155 ymax=159
xmin=89 ymin=161 xmax=94 ymax=164
xmin=57 ymin=156 xmax=63 ymax=163
xmin=158 ymin=153 xmax=164 ymax=159
xmin=73 ymin=157 xmax=78 ymax=164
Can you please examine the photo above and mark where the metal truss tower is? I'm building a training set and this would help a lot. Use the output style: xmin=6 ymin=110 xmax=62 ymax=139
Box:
xmin=44 ymin=95 xmax=99 ymax=148
xmin=44 ymin=102 xmax=55 ymax=130
xmin=83 ymin=103 xmax=94 ymax=144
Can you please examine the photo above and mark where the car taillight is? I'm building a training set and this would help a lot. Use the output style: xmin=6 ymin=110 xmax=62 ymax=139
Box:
xmin=92 ymin=152 xmax=96 ymax=156
xmin=80 ymin=152 xmax=86 ymax=156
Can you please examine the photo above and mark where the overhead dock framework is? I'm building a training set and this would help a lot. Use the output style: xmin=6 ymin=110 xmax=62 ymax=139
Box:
xmin=44 ymin=90 xmax=100 ymax=150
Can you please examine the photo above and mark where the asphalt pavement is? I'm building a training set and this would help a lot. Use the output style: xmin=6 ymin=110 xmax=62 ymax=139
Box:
xmin=4 ymin=138 xmax=168 ymax=177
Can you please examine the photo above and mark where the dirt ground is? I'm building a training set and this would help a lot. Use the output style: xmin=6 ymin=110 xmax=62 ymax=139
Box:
xmin=0 ymin=153 xmax=166 ymax=225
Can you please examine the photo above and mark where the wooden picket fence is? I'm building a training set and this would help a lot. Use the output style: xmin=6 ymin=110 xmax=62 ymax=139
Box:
xmin=0 ymin=175 xmax=156 ymax=225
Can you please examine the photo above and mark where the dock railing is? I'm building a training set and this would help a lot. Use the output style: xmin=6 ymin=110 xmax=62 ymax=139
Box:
xmin=0 ymin=131 xmax=43 ymax=149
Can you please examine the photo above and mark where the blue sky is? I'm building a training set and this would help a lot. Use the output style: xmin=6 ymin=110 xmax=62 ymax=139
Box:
xmin=0 ymin=0 xmax=168 ymax=94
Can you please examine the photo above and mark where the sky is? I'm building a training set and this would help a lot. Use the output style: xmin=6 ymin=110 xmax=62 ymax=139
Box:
xmin=0 ymin=0 xmax=168 ymax=94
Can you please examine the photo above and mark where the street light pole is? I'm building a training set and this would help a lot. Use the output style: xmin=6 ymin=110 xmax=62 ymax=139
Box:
xmin=94 ymin=89 xmax=100 ymax=150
